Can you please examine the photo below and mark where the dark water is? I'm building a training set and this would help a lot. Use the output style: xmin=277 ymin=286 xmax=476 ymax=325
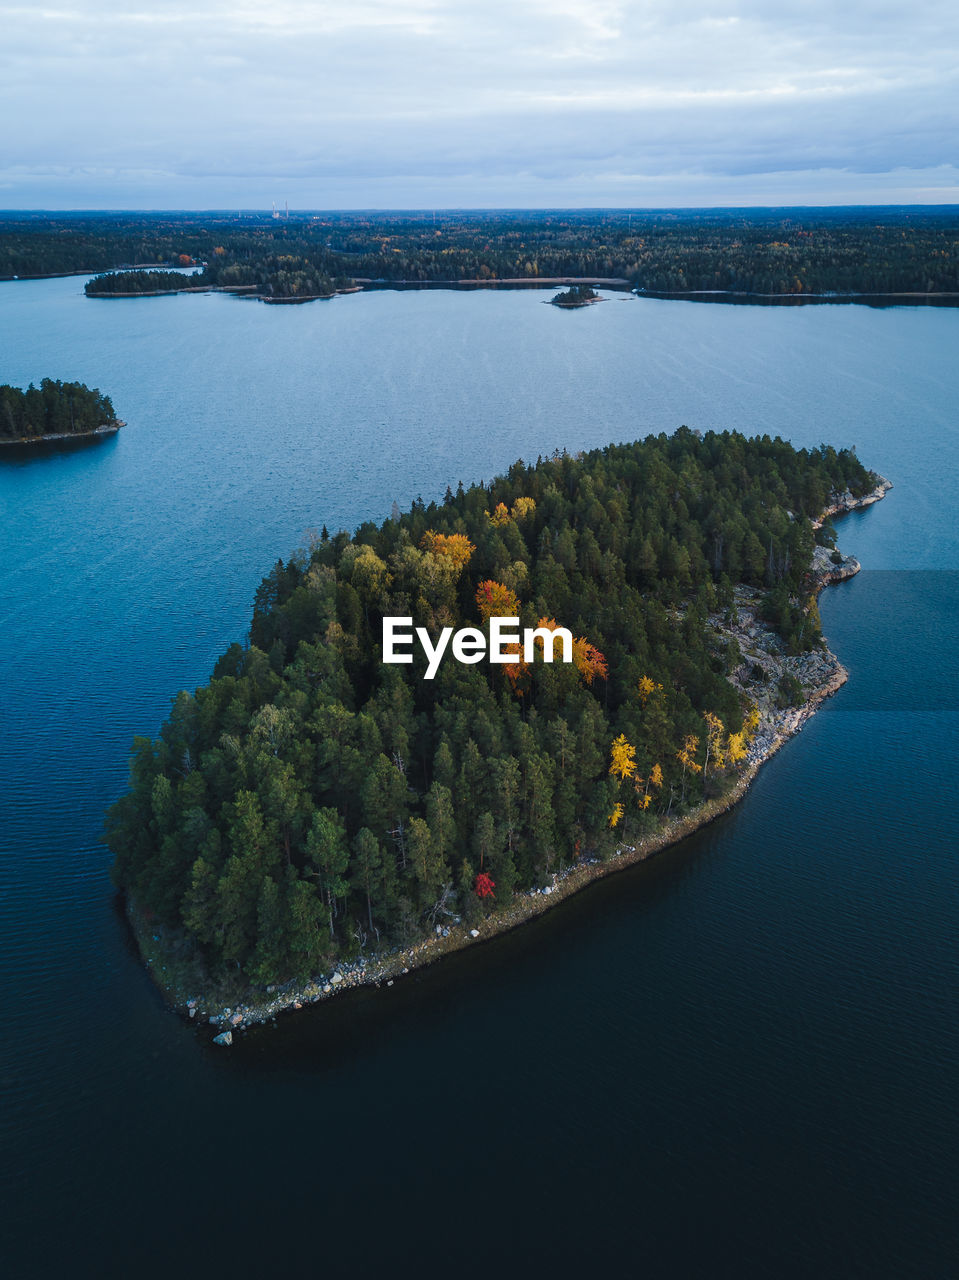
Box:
xmin=1 ymin=281 xmax=957 ymax=1277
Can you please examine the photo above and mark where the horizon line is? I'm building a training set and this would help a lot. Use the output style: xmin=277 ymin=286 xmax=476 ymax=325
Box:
xmin=3 ymin=202 xmax=959 ymax=216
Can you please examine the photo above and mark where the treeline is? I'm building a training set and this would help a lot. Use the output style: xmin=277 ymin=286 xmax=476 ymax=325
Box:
xmin=0 ymin=379 xmax=118 ymax=440
xmin=107 ymin=429 xmax=873 ymax=987
xmin=203 ymin=254 xmax=352 ymax=300
xmin=84 ymin=261 xmax=353 ymax=300
xmin=4 ymin=209 xmax=959 ymax=297
xmin=85 ymin=270 xmax=197 ymax=295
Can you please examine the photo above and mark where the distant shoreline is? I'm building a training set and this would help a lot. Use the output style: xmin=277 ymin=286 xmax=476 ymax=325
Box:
xmin=77 ymin=275 xmax=959 ymax=305
xmin=1 ymin=265 xmax=171 ymax=283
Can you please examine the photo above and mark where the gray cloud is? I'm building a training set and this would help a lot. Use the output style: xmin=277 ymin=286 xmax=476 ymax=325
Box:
xmin=1 ymin=0 xmax=957 ymax=206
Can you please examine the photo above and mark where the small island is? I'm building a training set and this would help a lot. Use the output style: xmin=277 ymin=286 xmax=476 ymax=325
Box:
xmin=106 ymin=429 xmax=890 ymax=1041
xmin=0 ymin=378 xmax=122 ymax=444
xmin=85 ymin=269 xmax=199 ymax=297
xmin=550 ymin=284 xmax=599 ymax=307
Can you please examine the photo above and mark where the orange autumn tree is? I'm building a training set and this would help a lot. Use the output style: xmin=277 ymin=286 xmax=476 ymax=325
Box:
xmin=475 ymin=579 xmax=521 ymax=623
xmin=636 ymin=760 xmax=664 ymax=810
xmin=420 ymin=530 xmax=475 ymax=571
xmin=534 ymin=617 xmax=608 ymax=686
xmin=475 ymin=581 xmax=527 ymax=692
xmin=572 ymin=636 xmax=608 ymax=685
xmin=474 ymin=596 xmax=608 ymax=698
xmin=485 ymin=496 xmax=536 ymax=526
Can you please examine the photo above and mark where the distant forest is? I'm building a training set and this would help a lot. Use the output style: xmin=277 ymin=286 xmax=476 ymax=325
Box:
xmin=3 ymin=208 xmax=959 ymax=300
xmin=107 ymin=429 xmax=873 ymax=987
xmin=0 ymin=379 xmax=118 ymax=440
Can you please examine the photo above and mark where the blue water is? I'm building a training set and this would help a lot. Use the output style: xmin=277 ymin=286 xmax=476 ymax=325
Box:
xmin=1 ymin=279 xmax=957 ymax=1276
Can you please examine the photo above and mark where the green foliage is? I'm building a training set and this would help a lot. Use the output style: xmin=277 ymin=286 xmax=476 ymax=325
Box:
xmin=5 ymin=209 xmax=959 ymax=297
xmin=552 ymin=284 xmax=598 ymax=306
xmin=0 ymin=379 xmax=117 ymax=440
xmin=777 ymin=673 xmax=806 ymax=709
xmin=85 ymin=270 xmax=196 ymax=295
xmin=106 ymin=428 xmax=874 ymax=986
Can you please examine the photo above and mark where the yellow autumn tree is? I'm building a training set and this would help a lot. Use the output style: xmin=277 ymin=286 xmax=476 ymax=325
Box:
xmin=511 ymin=496 xmax=536 ymax=521
xmin=486 ymin=502 xmax=511 ymax=527
xmin=609 ymin=802 xmax=624 ymax=829
xmin=636 ymin=761 xmax=664 ymax=811
xmin=419 ymin=530 xmax=475 ymax=571
xmin=743 ymin=705 xmax=761 ymax=741
xmin=703 ymin=711 xmax=726 ymax=782
xmin=726 ymin=731 xmax=748 ymax=765
xmin=609 ymin=734 xmax=636 ymax=782
xmin=637 ymin=674 xmax=663 ymax=704
xmin=676 ymin=733 xmax=702 ymax=803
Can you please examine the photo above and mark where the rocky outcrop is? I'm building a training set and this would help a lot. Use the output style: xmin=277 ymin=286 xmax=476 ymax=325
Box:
xmin=813 ymin=472 xmax=892 ymax=528
xmin=811 ymin=546 xmax=860 ymax=584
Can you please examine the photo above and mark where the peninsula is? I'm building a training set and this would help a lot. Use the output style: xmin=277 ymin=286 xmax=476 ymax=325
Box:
xmin=107 ymin=430 xmax=889 ymax=1039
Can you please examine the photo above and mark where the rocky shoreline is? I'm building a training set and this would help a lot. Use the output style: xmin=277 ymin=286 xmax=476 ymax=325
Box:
xmin=0 ymin=421 xmax=124 ymax=446
xmin=129 ymin=475 xmax=891 ymax=1043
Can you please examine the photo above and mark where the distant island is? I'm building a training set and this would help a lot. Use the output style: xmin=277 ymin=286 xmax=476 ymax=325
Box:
xmin=550 ymin=284 xmax=599 ymax=307
xmin=106 ymin=429 xmax=889 ymax=1039
xmin=5 ymin=209 xmax=959 ymax=301
xmin=85 ymin=270 xmax=200 ymax=296
xmin=0 ymin=378 xmax=122 ymax=444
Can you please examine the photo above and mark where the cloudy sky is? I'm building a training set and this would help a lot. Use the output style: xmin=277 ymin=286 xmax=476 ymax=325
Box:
xmin=2 ymin=0 xmax=958 ymax=208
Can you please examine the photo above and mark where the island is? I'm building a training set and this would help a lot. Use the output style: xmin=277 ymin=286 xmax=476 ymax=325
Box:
xmin=550 ymin=284 xmax=599 ymax=307
xmin=85 ymin=270 xmax=200 ymax=296
xmin=0 ymin=378 xmax=122 ymax=444
xmin=106 ymin=428 xmax=889 ymax=1041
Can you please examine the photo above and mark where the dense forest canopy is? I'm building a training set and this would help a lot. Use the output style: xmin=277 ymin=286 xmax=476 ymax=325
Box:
xmin=107 ymin=429 xmax=873 ymax=987
xmin=0 ymin=379 xmax=118 ymax=440
xmin=85 ymin=270 xmax=198 ymax=295
xmin=3 ymin=208 xmax=959 ymax=298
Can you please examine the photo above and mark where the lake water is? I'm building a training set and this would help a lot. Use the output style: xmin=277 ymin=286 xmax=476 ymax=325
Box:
xmin=1 ymin=280 xmax=957 ymax=1276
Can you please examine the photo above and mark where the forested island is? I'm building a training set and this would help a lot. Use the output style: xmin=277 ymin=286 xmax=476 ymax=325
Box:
xmin=0 ymin=378 xmax=120 ymax=443
xmin=4 ymin=208 xmax=959 ymax=301
xmin=85 ymin=270 xmax=199 ymax=296
xmin=106 ymin=429 xmax=886 ymax=1032
xmin=551 ymin=284 xmax=599 ymax=307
